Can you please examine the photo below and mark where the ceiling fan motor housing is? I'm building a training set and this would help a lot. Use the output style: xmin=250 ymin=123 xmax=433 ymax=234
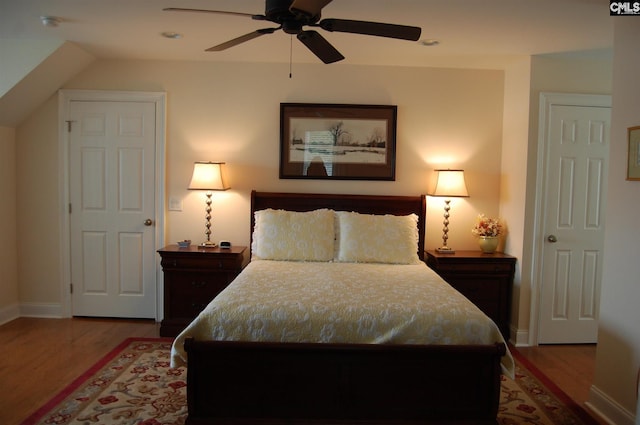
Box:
xmin=265 ymin=0 xmax=321 ymax=31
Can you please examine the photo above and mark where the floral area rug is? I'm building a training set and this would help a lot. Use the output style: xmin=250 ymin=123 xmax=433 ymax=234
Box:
xmin=22 ymin=338 xmax=599 ymax=425
xmin=21 ymin=338 xmax=186 ymax=425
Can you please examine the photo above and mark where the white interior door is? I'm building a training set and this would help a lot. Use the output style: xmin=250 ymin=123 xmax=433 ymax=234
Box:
xmin=538 ymin=99 xmax=610 ymax=344
xmin=69 ymin=100 xmax=157 ymax=318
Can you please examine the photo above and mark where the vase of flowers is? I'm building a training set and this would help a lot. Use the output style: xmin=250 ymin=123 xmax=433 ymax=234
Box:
xmin=471 ymin=214 xmax=502 ymax=253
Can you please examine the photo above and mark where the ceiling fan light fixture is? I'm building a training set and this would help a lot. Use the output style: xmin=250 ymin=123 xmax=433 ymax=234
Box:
xmin=40 ymin=16 xmax=61 ymax=28
xmin=161 ymin=31 xmax=183 ymax=39
xmin=420 ymin=39 xmax=440 ymax=47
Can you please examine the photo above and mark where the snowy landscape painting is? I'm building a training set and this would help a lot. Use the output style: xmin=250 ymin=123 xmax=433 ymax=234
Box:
xmin=280 ymin=103 xmax=397 ymax=180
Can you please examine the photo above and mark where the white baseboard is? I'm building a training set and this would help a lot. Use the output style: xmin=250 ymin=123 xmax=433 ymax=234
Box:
xmin=587 ymin=384 xmax=636 ymax=425
xmin=19 ymin=302 xmax=63 ymax=318
xmin=0 ymin=303 xmax=20 ymax=326
xmin=509 ymin=325 xmax=530 ymax=346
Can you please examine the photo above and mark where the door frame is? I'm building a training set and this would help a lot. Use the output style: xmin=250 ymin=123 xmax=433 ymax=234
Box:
xmin=529 ymin=92 xmax=611 ymax=345
xmin=58 ymin=89 xmax=166 ymax=320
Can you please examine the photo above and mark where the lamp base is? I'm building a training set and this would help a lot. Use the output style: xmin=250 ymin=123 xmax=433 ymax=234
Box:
xmin=436 ymin=246 xmax=455 ymax=254
xmin=199 ymin=241 xmax=218 ymax=248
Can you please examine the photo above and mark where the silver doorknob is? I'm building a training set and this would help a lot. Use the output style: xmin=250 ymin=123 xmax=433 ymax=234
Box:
xmin=547 ymin=234 xmax=558 ymax=243
xmin=144 ymin=219 xmax=153 ymax=226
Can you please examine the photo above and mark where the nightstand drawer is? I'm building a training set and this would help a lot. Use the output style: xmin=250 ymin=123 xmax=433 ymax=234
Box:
xmin=166 ymin=272 xmax=231 ymax=318
xmin=168 ymin=272 xmax=231 ymax=296
xmin=170 ymin=292 xmax=217 ymax=318
xmin=449 ymin=278 xmax=501 ymax=300
xmin=171 ymin=298 xmax=213 ymax=320
xmin=435 ymin=262 xmax=513 ymax=274
xmin=469 ymin=299 xmax=500 ymax=323
xmin=161 ymin=256 xmax=243 ymax=270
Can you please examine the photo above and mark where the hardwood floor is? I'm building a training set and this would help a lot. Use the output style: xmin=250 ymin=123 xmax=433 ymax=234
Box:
xmin=515 ymin=343 xmax=609 ymax=424
xmin=0 ymin=317 xmax=159 ymax=425
xmin=0 ymin=317 xmax=605 ymax=425
xmin=515 ymin=344 xmax=597 ymax=408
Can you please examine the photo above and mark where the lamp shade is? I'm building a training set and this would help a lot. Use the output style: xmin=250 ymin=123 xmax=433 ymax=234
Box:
xmin=428 ymin=169 xmax=469 ymax=198
xmin=188 ymin=161 xmax=229 ymax=191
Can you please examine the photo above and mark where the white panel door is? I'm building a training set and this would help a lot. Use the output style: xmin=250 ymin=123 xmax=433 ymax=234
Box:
xmin=538 ymin=104 xmax=610 ymax=343
xmin=69 ymin=100 xmax=157 ymax=318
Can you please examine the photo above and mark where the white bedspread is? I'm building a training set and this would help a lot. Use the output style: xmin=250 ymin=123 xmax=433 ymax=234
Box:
xmin=171 ymin=260 xmax=514 ymax=375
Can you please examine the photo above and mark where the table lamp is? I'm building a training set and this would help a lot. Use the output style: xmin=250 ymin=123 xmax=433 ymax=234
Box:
xmin=428 ymin=169 xmax=469 ymax=254
xmin=188 ymin=161 xmax=229 ymax=247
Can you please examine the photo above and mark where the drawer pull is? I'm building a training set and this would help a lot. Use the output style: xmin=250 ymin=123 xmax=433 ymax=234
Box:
xmin=191 ymin=281 xmax=207 ymax=288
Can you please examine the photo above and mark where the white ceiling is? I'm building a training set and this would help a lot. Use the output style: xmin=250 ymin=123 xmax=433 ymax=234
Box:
xmin=1 ymin=0 xmax=614 ymax=69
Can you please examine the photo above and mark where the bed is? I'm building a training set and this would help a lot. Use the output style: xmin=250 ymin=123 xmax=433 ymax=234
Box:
xmin=171 ymin=191 xmax=513 ymax=425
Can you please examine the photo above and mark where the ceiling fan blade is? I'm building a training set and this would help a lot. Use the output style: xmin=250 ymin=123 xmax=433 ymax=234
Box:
xmin=206 ymin=28 xmax=278 ymax=52
xmin=289 ymin=0 xmax=333 ymax=17
xmin=163 ymin=7 xmax=265 ymax=20
xmin=319 ymin=19 xmax=421 ymax=41
xmin=297 ymin=30 xmax=344 ymax=64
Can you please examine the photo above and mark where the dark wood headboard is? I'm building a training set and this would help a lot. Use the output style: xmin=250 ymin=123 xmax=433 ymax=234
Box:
xmin=250 ymin=191 xmax=426 ymax=261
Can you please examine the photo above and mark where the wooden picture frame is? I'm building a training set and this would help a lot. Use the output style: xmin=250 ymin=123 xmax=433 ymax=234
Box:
xmin=279 ymin=103 xmax=397 ymax=180
xmin=627 ymin=126 xmax=640 ymax=181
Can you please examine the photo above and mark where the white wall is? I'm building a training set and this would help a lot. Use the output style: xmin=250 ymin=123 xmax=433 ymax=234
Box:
xmin=498 ymin=56 xmax=532 ymax=343
xmin=588 ymin=20 xmax=640 ymax=424
xmin=0 ymin=126 xmax=18 ymax=323
xmin=15 ymin=98 xmax=61 ymax=309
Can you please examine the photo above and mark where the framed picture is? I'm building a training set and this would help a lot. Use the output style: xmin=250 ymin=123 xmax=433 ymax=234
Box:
xmin=627 ymin=126 xmax=640 ymax=181
xmin=279 ymin=103 xmax=397 ymax=180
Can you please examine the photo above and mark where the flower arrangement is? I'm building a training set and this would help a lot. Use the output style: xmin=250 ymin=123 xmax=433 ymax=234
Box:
xmin=471 ymin=214 xmax=502 ymax=237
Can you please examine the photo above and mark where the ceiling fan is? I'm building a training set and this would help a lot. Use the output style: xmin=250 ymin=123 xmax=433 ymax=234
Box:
xmin=164 ymin=0 xmax=422 ymax=64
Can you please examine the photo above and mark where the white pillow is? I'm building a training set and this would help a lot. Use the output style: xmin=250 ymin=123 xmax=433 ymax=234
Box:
xmin=336 ymin=211 xmax=420 ymax=264
xmin=252 ymin=208 xmax=335 ymax=262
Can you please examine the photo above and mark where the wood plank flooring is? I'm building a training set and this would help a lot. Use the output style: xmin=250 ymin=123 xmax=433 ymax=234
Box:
xmin=516 ymin=344 xmax=598 ymax=410
xmin=0 ymin=317 xmax=159 ymax=425
xmin=0 ymin=317 xmax=605 ymax=425
xmin=516 ymin=344 xmax=609 ymax=425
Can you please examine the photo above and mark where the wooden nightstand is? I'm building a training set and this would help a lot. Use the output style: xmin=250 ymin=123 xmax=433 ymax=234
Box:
xmin=425 ymin=250 xmax=516 ymax=339
xmin=158 ymin=245 xmax=249 ymax=337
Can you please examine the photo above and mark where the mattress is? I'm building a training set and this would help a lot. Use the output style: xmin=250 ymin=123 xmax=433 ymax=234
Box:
xmin=170 ymin=260 xmax=514 ymax=375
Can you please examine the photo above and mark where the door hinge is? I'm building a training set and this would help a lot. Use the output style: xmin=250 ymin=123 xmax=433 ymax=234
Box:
xmin=65 ymin=120 xmax=76 ymax=132
xmin=69 ymin=203 xmax=72 ymax=214
xmin=70 ymin=283 xmax=73 ymax=294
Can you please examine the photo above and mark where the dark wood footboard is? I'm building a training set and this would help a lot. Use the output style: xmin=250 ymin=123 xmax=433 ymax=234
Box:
xmin=184 ymin=338 xmax=506 ymax=425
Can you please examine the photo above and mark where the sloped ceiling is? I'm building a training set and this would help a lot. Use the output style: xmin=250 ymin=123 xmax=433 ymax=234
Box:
xmin=0 ymin=42 xmax=94 ymax=127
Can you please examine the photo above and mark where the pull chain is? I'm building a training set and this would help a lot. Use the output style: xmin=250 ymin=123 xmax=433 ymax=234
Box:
xmin=289 ymin=35 xmax=293 ymax=78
